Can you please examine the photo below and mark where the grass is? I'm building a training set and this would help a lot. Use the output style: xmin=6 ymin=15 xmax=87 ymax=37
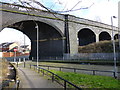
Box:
xmin=49 ymin=70 xmax=120 ymax=88
xmin=78 ymin=40 xmax=120 ymax=53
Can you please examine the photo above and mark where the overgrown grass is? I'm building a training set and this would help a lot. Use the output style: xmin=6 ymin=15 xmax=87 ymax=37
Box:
xmin=50 ymin=70 xmax=120 ymax=88
xmin=78 ymin=40 xmax=120 ymax=53
xmin=0 ymin=58 xmax=9 ymax=81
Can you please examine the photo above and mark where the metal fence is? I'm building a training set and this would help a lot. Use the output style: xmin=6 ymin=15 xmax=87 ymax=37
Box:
xmin=31 ymin=53 xmax=120 ymax=60
xmin=4 ymin=55 xmax=29 ymax=61
xmin=64 ymin=53 xmax=120 ymax=60
xmin=37 ymin=65 xmax=120 ymax=79
xmin=30 ymin=65 xmax=81 ymax=90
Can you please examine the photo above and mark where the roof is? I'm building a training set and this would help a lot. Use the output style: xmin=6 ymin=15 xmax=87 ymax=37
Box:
xmin=0 ymin=42 xmax=15 ymax=48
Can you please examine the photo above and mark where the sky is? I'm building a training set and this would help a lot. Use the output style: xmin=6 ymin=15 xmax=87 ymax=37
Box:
xmin=0 ymin=0 xmax=119 ymax=45
xmin=0 ymin=28 xmax=31 ymax=45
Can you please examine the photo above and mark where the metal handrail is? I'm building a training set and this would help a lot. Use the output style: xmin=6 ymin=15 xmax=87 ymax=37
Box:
xmin=30 ymin=64 xmax=82 ymax=90
xmin=37 ymin=64 xmax=120 ymax=78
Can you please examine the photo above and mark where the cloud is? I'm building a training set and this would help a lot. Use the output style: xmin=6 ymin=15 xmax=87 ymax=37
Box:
xmin=0 ymin=28 xmax=31 ymax=45
xmin=41 ymin=0 xmax=118 ymax=26
xmin=70 ymin=0 xmax=118 ymax=26
xmin=87 ymin=0 xmax=118 ymax=26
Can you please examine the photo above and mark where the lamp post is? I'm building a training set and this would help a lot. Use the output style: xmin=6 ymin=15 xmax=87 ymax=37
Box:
xmin=24 ymin=34 xmax=26 ymax=54
xmin=118 ymin=28 xmax=120 ymax=50
xmin=111 ymin=16 xmax=117 ymax=78
xmin=35 ymin=23 xmax=39 ymax=68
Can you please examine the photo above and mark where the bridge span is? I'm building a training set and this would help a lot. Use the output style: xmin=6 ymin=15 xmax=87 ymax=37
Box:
xmin=0 ymin=2 xmax=119 ymax=59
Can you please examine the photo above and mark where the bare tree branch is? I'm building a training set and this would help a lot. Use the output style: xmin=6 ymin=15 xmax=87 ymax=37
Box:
xmin=55 ymin=3 xmax=94 ymax=13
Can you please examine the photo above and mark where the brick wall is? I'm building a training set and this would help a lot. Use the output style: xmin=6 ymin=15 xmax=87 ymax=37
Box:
xmin=2 ymin=52 xmax=29 ymax=57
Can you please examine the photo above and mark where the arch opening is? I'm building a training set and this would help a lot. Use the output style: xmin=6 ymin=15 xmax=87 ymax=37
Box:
xmin=78 ymin=28 xmax=96 ymax=46
xmin=0 ymin=28 xmax=31 ymax=60
xmin=99 ymin=31 xmax=111 ymax=41
xmin=114 ymin=34 xmax=119 ymax=40
xmin=7 ymin=20 xmax=64 ymax=59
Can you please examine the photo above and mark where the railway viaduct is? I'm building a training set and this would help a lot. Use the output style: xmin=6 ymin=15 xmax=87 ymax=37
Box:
xmin=0 ymin=2 xmax=119 ymax=59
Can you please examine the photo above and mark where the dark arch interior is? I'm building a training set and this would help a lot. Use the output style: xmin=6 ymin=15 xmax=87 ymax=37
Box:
xmin=78 ymin=28 xmax=96 ymax=46
xmin=8 ymin=20 xmax=64 ymax=59
xmin=114 ymin=34 xmax=119 ymax=40
xmin=99 ymin=32 xmax=111 ymax=41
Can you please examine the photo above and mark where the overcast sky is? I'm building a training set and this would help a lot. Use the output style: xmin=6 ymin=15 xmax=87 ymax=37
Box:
xmin=0 ymin=0 xmax=119 ymax=45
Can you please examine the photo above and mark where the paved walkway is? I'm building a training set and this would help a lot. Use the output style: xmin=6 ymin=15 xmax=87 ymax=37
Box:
xmin=17 ymin=64 xmax=62 ymax=88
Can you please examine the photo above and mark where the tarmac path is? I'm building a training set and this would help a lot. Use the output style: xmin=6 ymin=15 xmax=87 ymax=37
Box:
xmin=17 ymin=64 xmax=62 ymax=89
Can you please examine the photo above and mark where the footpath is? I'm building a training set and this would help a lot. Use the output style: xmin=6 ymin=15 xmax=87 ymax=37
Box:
xmin=17 ymin=63 xmax=62 ymax=88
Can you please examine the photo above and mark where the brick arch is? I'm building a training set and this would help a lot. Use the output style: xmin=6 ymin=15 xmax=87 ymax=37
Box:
xmin=2 ymin=20 xmax=64 ymax=59
xmin=2 ymin=18 xmax=64 ymax=37
xmin=114 ymin=34 xmax=119 ymax=40
xmin=78 ymin=28 xmax=96 ymax=46
xmin=99 ymin=31 xmax=111 ymax=41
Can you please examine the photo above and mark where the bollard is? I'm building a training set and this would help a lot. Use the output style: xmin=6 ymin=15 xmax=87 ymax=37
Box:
xmin=30 ymin=64 xmax=31 ymax=69
xmin=19 ymin=58 xmax=21 ymax=62
xmin=17 ymin=61 xmax=18 ymax=67
xmin=24 ymin=58 xmax=25 ymax=68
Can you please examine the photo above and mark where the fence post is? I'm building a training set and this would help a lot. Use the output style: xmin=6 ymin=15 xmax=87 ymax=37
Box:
xmin=24 ymin=58 xmax=25 ymax=68
xmin=48 ymin=66 xmax=49 ymax=70
xmin=113 ymin=72 xmax=117 ymax=79
xmin=17 ymin=61 xmax=18 ymax=67
xmin=64 ymin=81 xmax=66 ymax=90
xmin=38 ymin=67 xmax=40 ymax=73
xmin=74 ymin=68 xmax=76 ymax=73
xmin=30 ymin=64 xmax=31 ymax=69
xmin=19 ymin=58 xmax=21 ymax=62
xmin=59 ymin=67 xmax=62 ymax=71
xmin=52 ymin=74 xmax=54 ymax=82
xmin=93 ymin=70 xmax=95 ymax=75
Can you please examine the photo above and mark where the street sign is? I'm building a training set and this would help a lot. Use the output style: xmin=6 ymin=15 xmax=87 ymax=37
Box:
xmin=14 ymin=48 xmax=18 ymax=52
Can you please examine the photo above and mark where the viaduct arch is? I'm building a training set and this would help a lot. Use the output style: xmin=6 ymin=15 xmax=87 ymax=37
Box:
xmin=78 ymin=28 xmax=96 ymax=46
xmin=4 ymin=20 xmax=64 ymax=59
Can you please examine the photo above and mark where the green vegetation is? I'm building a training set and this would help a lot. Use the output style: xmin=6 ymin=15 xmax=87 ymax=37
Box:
xmin=50 ymin=70 xmax=120 ymax=88
xmin=0 ymin=59 xmax=16 ymax=88
xmin=0 ymin=58 xmax=9 ymax=81
xmin=78 ymin=40 xmax=119 ymax=53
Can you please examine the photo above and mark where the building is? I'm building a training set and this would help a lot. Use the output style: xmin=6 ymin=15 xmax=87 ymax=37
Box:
xmin=0 ymin=42 xmax=18 ymax=52
xmin=0 ymin=42 xmax=30 ymax=58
